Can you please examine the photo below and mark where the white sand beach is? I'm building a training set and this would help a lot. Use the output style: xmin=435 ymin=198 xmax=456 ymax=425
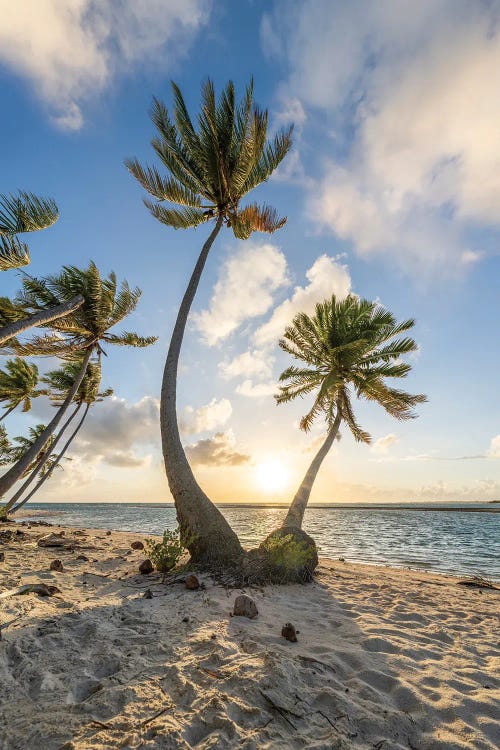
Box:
xmin=0 ymin=522 xmax=498 ymax=750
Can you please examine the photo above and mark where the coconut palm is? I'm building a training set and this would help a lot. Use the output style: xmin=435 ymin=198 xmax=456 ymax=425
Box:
xmin=0 ymin=358 xmax=43 ymax=420
xmin=276 ymin=294 xmax=427 ymax=529
xmin=8 ymin=360 xmax=113 ymax=513
xmin=2 ymin=424 xmax=56 ymax=478
xmin=126 ymin=79 xmax=292 ymax=563
xmin=0 ymin=262 xmax=156 ymax=499
xmin=0 ymin=192 xmax=84 ymax=344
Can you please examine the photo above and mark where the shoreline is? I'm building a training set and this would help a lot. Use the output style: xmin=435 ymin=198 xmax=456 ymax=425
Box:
xmin=1 ymin=523 xmax=498 ymax=749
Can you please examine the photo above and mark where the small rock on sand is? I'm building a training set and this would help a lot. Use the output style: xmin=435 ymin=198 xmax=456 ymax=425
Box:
xmin=131 ymin=540 xmax=144 ymax=550
xmin=185 ymin=574 xmax=200 ymax=590
xmin=139 ymin=559 xmax=154 ymax=575
xmin=143 ymin=588 xmax=153 ymax=599
xmin=0 ymin=552 xmax=4 ymax=562
xmin=281 ymin=622 xmax=298 ymax=642
xmin=233 ymin=594 xmax=258 ymax=619
xmin=50 ymin=559 xmax=64 ymax=572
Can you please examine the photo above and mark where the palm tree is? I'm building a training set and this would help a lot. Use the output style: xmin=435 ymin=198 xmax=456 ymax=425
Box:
xmin=0 ymin=192 xmax=84 ymax=344
xmin=276 ymin=294 xmax=427 ymax=530
xmin=7 ymin=360 xmax=113 ymax=513
xmin=0 ymin=262 xmax=156 ymax=499
xmin=0 ymin=358 xmax=43 ymax=420
xmin=126 ymin=79 xmax=292 ymax=563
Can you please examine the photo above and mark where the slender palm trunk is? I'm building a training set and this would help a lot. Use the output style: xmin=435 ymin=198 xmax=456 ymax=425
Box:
xmin=160 ymin=216 xmax=243 ymax=563
xmin=11 ymin=403 xmax=90 ymax=513
xmin=0 ymin=294 xmax=84 ymax=345
xmin=0 ymin=404 xmax=17 ymax=422
xmin=0 ymin=347 xmax=92 ymax=498
xmin=4 ymin=404 xmax=81 ymax=513
xmin=283 ymin=413 xmax=342 ymax=529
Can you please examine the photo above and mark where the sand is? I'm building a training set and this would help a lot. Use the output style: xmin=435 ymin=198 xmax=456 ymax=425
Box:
xmin=0 ymin=522 xmax=498 ymax=750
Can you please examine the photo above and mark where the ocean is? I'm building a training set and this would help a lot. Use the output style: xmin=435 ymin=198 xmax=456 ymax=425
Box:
xmin=20 ymin=501 xmax=500 ymax=580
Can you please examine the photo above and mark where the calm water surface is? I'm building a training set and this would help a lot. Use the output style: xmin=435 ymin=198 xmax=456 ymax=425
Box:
xmin=21 ymin=502 xmax=500 ymax=580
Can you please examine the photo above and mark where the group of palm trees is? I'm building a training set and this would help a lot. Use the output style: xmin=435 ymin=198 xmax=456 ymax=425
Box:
xmin=1 ymin=78 xmax=426 ymax=581
xmin=0 ymin=194 xmax=155 ymax=516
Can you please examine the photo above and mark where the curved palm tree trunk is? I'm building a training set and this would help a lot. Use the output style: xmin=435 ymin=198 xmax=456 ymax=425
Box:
xmin=0 ymin=404 xmax=17 ymax=422
xmin=0 ymin=294 xmax=84 ymax=345
xmin=283 ymin=413 xmax=342 ymax=529
xmin=4 ymin=404 xmax=81 ymax=513
xmin=11 ymin=403 xmax=90 ymax=513
xmin=0 ymin=347 xmax=92 ymax=499
xmin=161 ymin=216 xmax=243 ymax=563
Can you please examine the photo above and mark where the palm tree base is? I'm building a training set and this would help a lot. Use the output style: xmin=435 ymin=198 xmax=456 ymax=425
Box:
xmin=248 ymin=526 xmax=319 ymax=584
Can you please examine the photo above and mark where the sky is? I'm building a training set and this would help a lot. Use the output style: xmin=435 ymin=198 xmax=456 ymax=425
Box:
xmin=0 ymin=0 xmax=499 ymax=505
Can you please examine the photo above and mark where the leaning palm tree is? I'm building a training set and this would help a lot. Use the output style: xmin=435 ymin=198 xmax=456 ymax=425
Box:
xmin=0 ymin=358 xmax=43 ymax=420
xmin=126 ymin=79 xmax=292 ymax=563
xmin=0 ymin=262 xmax=156 ymax=499
xmin=276 ymin=294 xmax=427 ymax=530
xmin=0 ymin=192 xmax=84 ymax=344
xmin=7 ymin=360 xmax=113 ymax=514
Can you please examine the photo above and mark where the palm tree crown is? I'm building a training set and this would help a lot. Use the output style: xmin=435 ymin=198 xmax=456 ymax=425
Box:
xmin=42 ymin=359 xmax=112 ymax=408
xmin=276 ymin=294 xmax=427 ymax=442
xmin=0 ymin=191 xmax=59 ymax=270
xmin=7 ymin=261 xmax=157 ymax=357
xmin=126 ymin=79 xmax=293 ymax=239
xmin=0 ymin=358 xmax=42 ymax=415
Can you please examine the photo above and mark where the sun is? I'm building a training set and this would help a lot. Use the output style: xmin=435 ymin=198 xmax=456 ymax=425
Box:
xmin=255 ymin=459 xmax=290 ymax=494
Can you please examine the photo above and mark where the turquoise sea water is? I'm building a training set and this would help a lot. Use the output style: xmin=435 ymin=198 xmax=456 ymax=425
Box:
xmin=20 ymin=502 xmax=500 ymax=580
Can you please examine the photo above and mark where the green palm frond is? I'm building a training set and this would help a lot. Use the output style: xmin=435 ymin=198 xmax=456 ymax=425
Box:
xmin=0 ymin=236 xmax=30 ymax=270
xmin=0 ymin=192 xmax=58 ymax=235
xmin=0 ymin=358 xmax=40 ymax=413
xmin=144 ymin=201 xmax=208 ymax=229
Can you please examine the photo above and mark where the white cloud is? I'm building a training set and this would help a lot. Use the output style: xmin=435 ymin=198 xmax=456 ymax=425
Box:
xmin=253 ymin=254 xmax=351 ymax=347
xmin=74 ymin=395 xmax=159 ymax=466
xmin=371 ymin=433 xmax=399 ymax=455
xmin=263 ymin=0 xmax=500 ymax=271
xmin=0 ymin=0 xmax=209 ymax=129
xmin=184 ymin=430 xmax=250 ymax=467
xmin=235 ymin=380 xmax=277 ymax=398
xmin=219 ymin=350 xmax=274 ymax=381
xmin=487 ymin=435 xmax=500 ymax=458
xmin=193 ymin=242 xmax=289 ymax=346
xmin=179 ymin=397 xmax=232 ymax=436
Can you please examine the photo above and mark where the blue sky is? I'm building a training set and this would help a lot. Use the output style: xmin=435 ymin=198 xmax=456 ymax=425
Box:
xmin=1 ymin=0 xmax=499 ymax=504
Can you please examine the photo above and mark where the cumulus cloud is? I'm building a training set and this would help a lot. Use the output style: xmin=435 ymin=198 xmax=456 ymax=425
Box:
xmin=184 ymin=430 xmax=251 ymax=467
xmin=193 ymin=242 xmax=289 ymax=346
xmin=253 ymin=254 xmax=351 ymax=346
xmin=179 ymin=398 xmax=232 ymax=436
xmin=219 ymin=350 xmax=274 ymax=380
xmin=0 ymin=0 xmax=209 ymax=129
xmin=371 ymin=433 xmax=399 ymax=455
xmin=74 ymin=395 xmax=159 ymax=467
xmin=235 ymin=380 xmax=277 ymax=398
xmin=487 ymin=435 xmax=500 ymax=458
xmin=262 ymin=0 xmax=500 ymax=271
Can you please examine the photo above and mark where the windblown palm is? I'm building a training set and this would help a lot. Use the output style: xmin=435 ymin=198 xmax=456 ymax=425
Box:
xmin=7 ymin=359 xmax=113 ymax=514
xmin=0 ymin=191 xmax=58 ymax=271
xmin=0 ymin=358 xmax=43 ymax=419
xmin=276 ymin=294 xmax=427 ymax=529
xmin=127 ymin=79 xmax=292 ymax=563
xmin=0 ymin=262 xmax=156 ymax=499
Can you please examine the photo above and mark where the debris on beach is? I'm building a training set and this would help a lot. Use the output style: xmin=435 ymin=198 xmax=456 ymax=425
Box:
xmin=131 ymin=540 xmax=145 ymax=550
xmin=49 ymin=559 xmax=64 ymax=572
xmin=139 ymin=559 xmax=154 ymax=574
xmin=233 ymin=594 xmax=258 ymax=619
xmin=185 ymin=574 xmax=200 ymax=590
xmin=281 ymin=622 xmax=298 ymax=642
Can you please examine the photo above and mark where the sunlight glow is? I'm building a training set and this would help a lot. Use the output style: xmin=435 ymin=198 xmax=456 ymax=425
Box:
xmin=255 ymin=459 xmax=290 ymax=494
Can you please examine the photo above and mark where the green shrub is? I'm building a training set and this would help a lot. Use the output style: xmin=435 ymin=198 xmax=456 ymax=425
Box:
xmin=146 ymin=528 xmax=186 ymax=579
xmin=262 ymin=533 xmax=314 ymax=572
